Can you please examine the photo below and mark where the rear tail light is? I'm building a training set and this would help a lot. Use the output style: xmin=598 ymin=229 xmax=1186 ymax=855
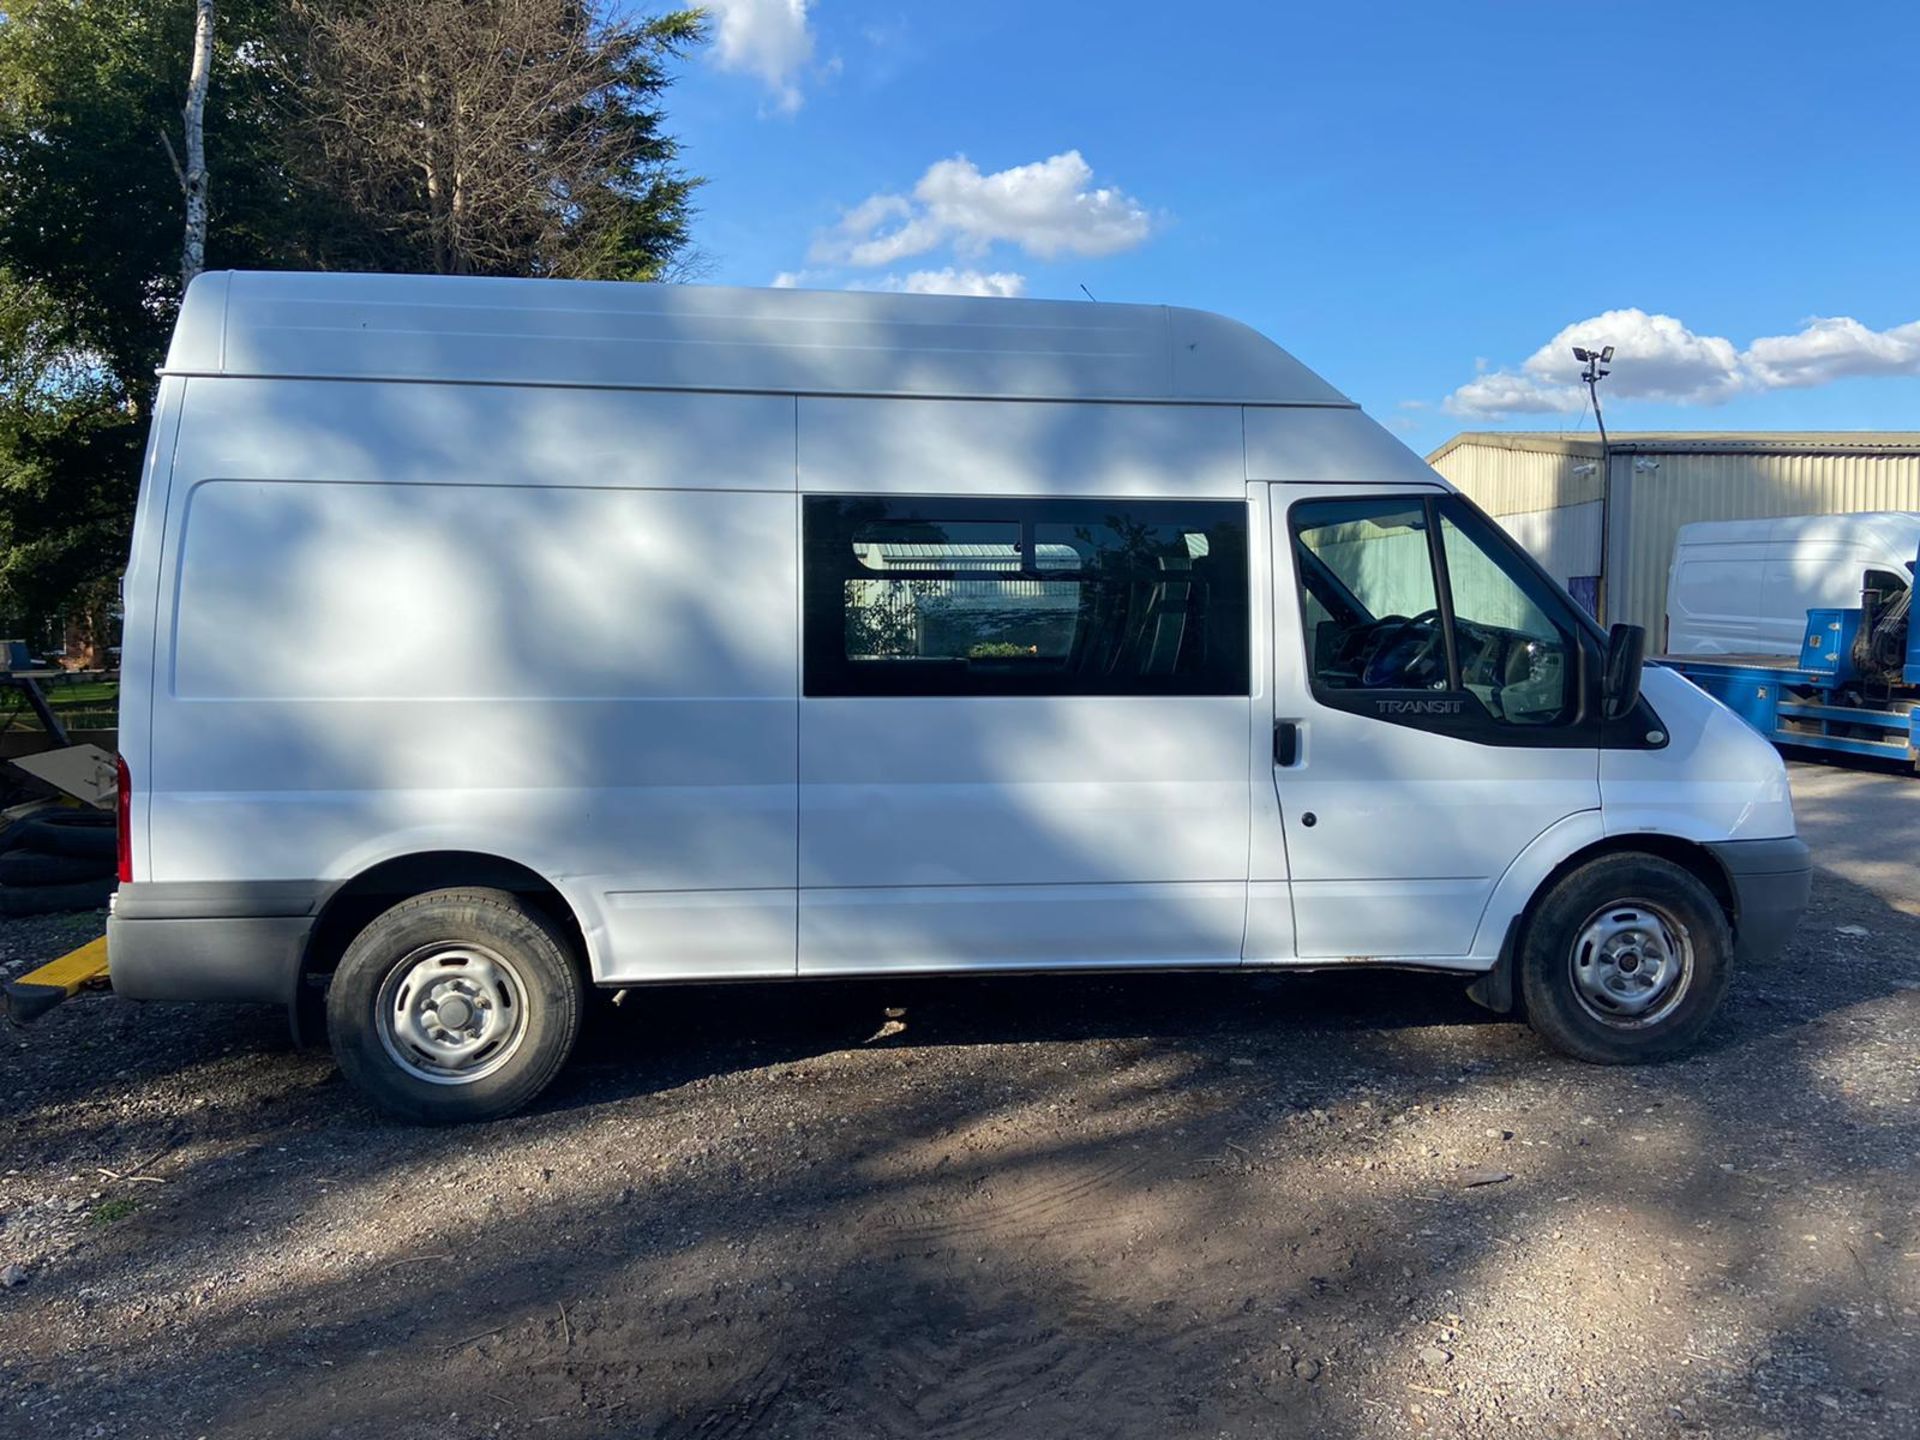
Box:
xmin=115 ymin=752 xmax=132 ymax=884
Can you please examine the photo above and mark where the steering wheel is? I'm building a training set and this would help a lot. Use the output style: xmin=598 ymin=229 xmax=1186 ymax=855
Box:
xmin=1361 ymin=607 xmax=1446 ymax=687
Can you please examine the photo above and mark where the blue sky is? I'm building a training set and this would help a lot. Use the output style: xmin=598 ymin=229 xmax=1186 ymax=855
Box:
xmin=667 ymin=1 xmax=1919 ymax=455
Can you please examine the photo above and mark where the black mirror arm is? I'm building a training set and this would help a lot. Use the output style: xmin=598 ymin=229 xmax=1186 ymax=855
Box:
xmin=1602 ymin=623 xmax=1647 ymax=719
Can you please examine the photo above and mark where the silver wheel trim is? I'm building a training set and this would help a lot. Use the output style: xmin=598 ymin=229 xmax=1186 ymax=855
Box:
xmin=375 ymin=942 xmax=531 ymax=1085
xmin=1568 ymin=898 xmax=1694 ymax=1029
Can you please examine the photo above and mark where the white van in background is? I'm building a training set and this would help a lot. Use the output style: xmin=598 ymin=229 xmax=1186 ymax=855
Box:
xmin=1666 ymin=512 xmax=1920 ymax=655
xmin=109 ymin=273 xmax=1810 ymax=1122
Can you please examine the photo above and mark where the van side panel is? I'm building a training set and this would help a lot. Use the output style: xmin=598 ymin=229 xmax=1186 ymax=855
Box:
xmin=1243 ymin=405 xmax=1442 ymax=486
xmin=798 ymin=698 xmax=1251 ymax=973
xmin=147 ymin=377 xmax=800 ymax=981
xmin=1666 ymin=514 xmax=1920 ymax=656
xmin=1667 ymin=537 xmax=1892 ymax=656
xmin=798 ymin=397 xmax=1244 ymax=498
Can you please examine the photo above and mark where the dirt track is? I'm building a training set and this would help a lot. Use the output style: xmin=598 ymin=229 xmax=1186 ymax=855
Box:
xmin=3 ymin=760 xmax=1918 ymax=1439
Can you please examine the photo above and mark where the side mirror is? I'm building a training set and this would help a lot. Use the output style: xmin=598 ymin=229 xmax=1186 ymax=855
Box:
xmin=1602 ymin=622 xmax=1647 ymax=718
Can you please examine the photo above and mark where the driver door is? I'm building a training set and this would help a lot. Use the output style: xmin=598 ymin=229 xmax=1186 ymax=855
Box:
xmin=1269 ymin=485 xmax=1601 ymax=959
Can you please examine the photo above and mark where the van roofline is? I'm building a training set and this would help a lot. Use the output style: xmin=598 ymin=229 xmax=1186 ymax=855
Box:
xmin=1674 ymin=511 xmax=1920 ymax=538
xmin=1429 ymin=430 xmax=1920 ymax=465
xmin=168 ymin=270 xmax=1358 ymax=409
xmin=152 ymin=367 xmax=1363 ymax=411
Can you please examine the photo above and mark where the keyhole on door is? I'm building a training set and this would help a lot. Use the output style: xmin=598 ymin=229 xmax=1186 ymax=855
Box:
xmin=1301 ymin=812 xmax=1318 ymax=828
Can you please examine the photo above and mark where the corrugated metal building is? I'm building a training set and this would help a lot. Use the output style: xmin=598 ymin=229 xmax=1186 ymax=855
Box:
xmin=1427 ymin=432 xmax=1920 ymax=641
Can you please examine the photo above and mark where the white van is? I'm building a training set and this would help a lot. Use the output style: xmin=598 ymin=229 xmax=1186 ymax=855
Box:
xmin=109 ymin=272 xmax=1810 ymax=1121
xmin=1666 ymin=512 xmax=1920 ymax=655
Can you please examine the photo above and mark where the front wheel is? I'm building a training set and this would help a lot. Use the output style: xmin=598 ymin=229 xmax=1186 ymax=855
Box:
xmin=326 ymin=888 xmax=584 ymax=1123
xmin=1519 ymin=853 xmax=1732 ymax=1064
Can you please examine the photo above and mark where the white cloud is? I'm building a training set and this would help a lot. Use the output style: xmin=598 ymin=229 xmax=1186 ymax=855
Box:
xmin=858 ymin=268 xmax=1028 ymax=298
xmin=1445 ymin=372 xmax=1586 ymax=418
xmin=1743 ymin=316 xmax=1920 ymax=388
xmin=825 ymin=193 xmax=943 ymax=267
xmin=707 ymin=0 xmax=815 ymax=113
xmin=1521 ymin=310 xmax=1745 ymax=406
xmin=767 ymin=267 xmax=1026 ymax=298
xmin=1444 ymin=308 xmax=1920 ymax=418
xmin=811 ymin=150 xmax=1153 ymax=267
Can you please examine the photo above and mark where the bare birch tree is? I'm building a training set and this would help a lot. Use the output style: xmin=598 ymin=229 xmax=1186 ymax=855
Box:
xmin=179 ymin=0 xmax=216 ymax=288
xmin=282 ymin=0 xmax=705 ymax=280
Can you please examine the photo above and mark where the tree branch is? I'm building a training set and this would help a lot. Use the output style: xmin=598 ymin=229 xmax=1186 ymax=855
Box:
xmin=158 ymin=128 xmax=187 ymax=193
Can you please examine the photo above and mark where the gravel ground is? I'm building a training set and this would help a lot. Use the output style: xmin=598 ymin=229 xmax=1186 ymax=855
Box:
xmin=3 ymin=759 xmax=1917 ymax=1439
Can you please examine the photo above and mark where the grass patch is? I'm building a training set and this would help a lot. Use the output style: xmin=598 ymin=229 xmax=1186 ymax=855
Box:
xmin=0 ymin=679 xmax=118 ymax=731
xmin=0 ymin=680 xmax=117 ymax=707
xmin=88 ymin=1197 xmax=140 ymax=1227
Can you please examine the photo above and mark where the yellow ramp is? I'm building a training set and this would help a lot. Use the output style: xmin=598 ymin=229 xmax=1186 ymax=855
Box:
xmin=4 ymin=935 xmax=109 ymax=1025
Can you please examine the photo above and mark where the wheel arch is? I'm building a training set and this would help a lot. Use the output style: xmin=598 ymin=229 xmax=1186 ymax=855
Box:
xmin=296 ymin=851 xmax=594 ymax=1042
xmin=1526 ymin=834 xmax=1736 ymax=939
xmin=1468 ymin=822 xmax=1737 ymax=1015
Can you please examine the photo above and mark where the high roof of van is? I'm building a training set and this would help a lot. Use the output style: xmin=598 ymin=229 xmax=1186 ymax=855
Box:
xmin=1674 ymin=511 xmax=1920 ymax=550
xmin=166 ymin=271 xmax=1355 ymax=408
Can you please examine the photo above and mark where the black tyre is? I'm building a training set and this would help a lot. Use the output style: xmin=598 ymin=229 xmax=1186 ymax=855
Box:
xmin=0 ymin=801 xmax=70 ymax=852
xmin=0 ymin=847 xmax=112 ymax=887
xmin=12 ymin=810 xmax=116 ymax=862
xmin=325 ymin=888 xmax=584 ymax=1124
xmin=1519 ymin=853 xmax=1732 ymax=1064
xmin=0 ymin=876 xmax=115 ymax=916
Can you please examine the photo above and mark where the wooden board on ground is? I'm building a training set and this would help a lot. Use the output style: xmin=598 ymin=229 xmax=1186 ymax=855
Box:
xmin=10 ymin=743 xmax=117 ymax=809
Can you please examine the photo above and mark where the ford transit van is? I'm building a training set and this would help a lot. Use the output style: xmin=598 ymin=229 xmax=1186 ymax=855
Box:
xmin=1666 ymin=511 xmax=1920 ymax=656
xmin=108 ymin=273 xmax=1811 ymax=1121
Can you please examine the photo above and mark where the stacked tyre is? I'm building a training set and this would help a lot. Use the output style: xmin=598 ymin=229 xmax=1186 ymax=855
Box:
xmin=0 ymin=805 xmax=115 ymax=916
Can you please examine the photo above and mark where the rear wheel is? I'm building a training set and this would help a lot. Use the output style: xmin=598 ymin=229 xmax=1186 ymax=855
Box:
xmin=1519 ymin=853 xmax=1732 ymax=1064
xmin=326 ymin=888 xmax=584 ymax=1123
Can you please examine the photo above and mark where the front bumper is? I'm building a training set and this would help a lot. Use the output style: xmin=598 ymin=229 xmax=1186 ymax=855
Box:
xmin=107 ymin=880 xmax=324 ymax=1009
xmin=1705 ymin=836 xmax=1812 ymax=963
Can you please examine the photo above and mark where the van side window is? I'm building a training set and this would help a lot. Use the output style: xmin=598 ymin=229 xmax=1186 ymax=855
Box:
xmin=803 ymin=496 xmax=1249 ymax=697
xmin=1291 ymin=496 xmax=1579 ymax=730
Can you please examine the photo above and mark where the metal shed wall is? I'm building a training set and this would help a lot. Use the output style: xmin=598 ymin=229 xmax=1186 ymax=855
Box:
xmin=1430 ymin=435 xmax=1920 ymax=637
xmin=1618 ymin=449 xmax=1920 ymax=640
xmin=1428 ymin=438 xmax=1605 ymax=515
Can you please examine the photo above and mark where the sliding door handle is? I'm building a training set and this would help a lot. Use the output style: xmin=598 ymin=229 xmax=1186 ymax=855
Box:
xmin=1273 ymin=720 xmax=1300 ymax=768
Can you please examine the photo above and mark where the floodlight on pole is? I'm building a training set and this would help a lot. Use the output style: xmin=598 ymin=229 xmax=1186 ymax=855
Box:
xmin=1573 ymin=343 xmax=1614 ymax=622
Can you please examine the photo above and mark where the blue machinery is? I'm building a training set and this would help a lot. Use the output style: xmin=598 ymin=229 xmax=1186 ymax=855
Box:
xmin=1665 ymin=575 xmax=1920 ymax=770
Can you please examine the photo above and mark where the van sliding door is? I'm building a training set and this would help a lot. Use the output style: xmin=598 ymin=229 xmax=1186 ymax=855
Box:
xmin=795 ymin=491 xmax=1253 ymax=974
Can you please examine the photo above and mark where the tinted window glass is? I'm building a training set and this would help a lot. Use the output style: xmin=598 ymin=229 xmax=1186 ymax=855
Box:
xmin=1439 ymin=509 xmax=1575 ymax=725
xmin=1291 ymin=495 xmax=1583 ymax=728
xmin=1292 ymin=499 xmax=1446 ymax=690
xmin=804 ymin=496 xmax=1249 ymax=697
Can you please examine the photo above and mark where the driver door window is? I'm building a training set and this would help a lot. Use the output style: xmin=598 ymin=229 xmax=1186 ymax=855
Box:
xmin=1294 ymin=499 xmax=1445 ymax=692
xmin=1291 ymin=495 xmax=1581 ymax=734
